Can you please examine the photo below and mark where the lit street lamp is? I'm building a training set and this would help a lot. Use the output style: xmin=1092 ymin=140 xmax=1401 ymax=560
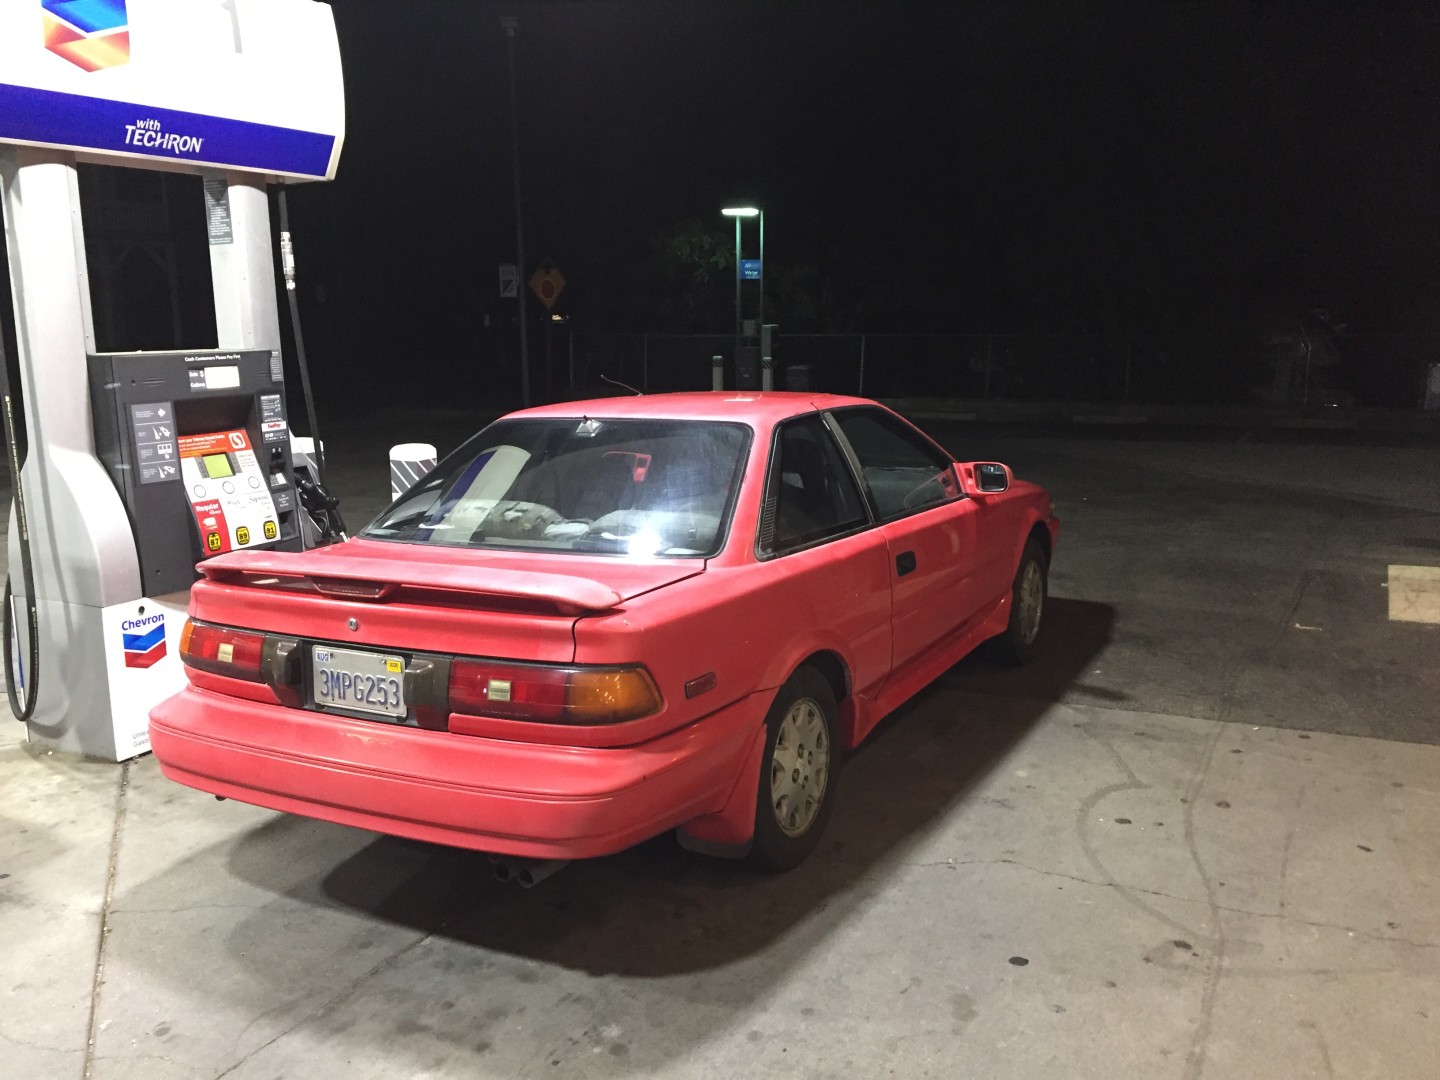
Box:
xmin=722 ymin=206 xmax=762 ymax=389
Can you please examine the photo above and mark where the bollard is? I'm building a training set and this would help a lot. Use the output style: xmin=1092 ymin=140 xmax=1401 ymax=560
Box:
xmin=390 ymin=442 xmax=437 ymax=502
xmin=712 ymin=354 xmax=724 ymax=392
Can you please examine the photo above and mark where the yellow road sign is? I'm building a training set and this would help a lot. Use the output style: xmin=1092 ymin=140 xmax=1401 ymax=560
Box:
xmin=529 ymin=266 xmax=566 ymax=310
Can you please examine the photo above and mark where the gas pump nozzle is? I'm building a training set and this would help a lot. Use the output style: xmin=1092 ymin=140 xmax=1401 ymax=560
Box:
xmin=280 ymin=232 xmax=296 ymax=291
xmin=294 ymin=468 xmax=347 ymax=544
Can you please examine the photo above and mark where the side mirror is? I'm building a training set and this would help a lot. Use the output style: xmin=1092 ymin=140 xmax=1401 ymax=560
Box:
xmin=955 ymin=461 xmax=1012 ymax=496
xmin=976 ymin=463 xmax=1010 ymax=493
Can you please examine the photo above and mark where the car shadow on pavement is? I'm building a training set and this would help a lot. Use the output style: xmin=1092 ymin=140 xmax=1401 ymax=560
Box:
xmin=91 ymin=596 xmax=1113 ymax=1075
xmin=260 ymin=596 xmax=1118 ymax=978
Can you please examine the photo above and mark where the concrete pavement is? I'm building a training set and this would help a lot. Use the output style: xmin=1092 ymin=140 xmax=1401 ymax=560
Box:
xmin=2 ymin=428 xmax=1438 ymax=1079
xmin=3 ymin=695 xmax=1438 ymax=1079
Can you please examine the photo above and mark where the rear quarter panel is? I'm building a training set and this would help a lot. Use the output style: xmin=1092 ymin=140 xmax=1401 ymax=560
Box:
xmin=572 ymin=530 xmax=894 ymax=747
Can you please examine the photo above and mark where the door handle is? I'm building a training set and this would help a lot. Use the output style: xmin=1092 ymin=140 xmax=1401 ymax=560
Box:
xmin=895 ymin=550 xmax=917 ymax=576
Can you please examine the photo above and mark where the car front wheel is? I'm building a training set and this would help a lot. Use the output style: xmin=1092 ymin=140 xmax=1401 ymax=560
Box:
xmin=746 ymin=667 xmax=841 ymax=872
xmin=990 ymin=538 xmax=1048 ymax=666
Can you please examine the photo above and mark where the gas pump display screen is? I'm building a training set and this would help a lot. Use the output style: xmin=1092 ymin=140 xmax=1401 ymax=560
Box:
xmin=200 ymin=453 xmax=235 ymax=479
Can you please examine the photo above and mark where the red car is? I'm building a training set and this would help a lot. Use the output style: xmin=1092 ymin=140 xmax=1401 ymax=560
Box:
xmin=151 ymin=393 xmax=1058 ymax=872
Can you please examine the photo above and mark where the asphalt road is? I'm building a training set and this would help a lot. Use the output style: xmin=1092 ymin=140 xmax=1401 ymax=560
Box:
xmin=1 ymin=405 xmax=1435 ymax=744
xmin=308 ymin=407 xmax=1440 ymax=746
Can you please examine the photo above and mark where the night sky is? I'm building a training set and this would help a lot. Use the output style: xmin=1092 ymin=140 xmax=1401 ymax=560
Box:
xmin=249 ymin=2 xmax=1440 ymax=404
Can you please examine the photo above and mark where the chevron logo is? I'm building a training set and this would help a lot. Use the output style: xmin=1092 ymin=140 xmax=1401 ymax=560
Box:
xmin=122 ymin=620 xmax=167 ymax=669
xmin=42 ymin=0 xmax=131 ymax=72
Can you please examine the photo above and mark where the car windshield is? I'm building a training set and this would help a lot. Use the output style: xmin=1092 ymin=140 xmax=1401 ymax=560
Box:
xmin=362 ymin=417 xmax=750 ymax=557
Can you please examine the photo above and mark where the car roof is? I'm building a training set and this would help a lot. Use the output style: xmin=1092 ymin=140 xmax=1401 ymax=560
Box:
xmin=505 ymin=390 xmax=876 ymax=425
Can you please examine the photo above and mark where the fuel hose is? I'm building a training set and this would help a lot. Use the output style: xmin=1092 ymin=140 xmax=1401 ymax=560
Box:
xmin=0 ymin=292 xmax=39 ymax=722
xmin=277 ymin=186 xmax=346 ymax=542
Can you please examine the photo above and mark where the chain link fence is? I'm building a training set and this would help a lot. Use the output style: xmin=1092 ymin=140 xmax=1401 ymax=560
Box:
xmin=566 ymin=331 xmax=1440 ymax=408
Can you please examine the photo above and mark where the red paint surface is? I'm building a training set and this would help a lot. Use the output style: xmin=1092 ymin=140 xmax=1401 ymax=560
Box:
xmin=151 ymin=393 xmax=1057 ymax=858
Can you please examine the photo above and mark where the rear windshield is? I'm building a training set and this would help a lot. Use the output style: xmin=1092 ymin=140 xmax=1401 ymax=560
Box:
xmin=362 ymin=418 xmax=751 ymax=557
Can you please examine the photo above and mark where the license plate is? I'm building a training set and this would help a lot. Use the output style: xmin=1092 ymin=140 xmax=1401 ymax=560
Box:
xmin=311 ymin=646 xmax=406 ymax=718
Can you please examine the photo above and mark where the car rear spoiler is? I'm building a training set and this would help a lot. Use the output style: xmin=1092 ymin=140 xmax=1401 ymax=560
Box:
xmin=197 ymin=550 xmax=625 ymax=614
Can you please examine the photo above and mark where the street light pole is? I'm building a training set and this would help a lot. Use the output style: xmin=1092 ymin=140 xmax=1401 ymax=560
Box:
xmin=721 ymin=206 xmax=760 ymax=392
xmin=501 ymin=15 xmax=530 ymax=406
xmin=732 ymin=215 xmax=742 ymax=367
xmin=757 ymin=209 xmax=765 ymax=335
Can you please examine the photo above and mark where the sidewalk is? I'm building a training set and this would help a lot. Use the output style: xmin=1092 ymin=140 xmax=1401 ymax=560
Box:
xmin=2 ymin=695 xmax=1437 ymax=1079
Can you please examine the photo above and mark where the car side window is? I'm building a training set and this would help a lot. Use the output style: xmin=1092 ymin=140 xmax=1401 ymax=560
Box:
xmin=833 ymin=407 xmax=958 ymax=519
xmin=760 ymin=416 xmax=868 ymax=555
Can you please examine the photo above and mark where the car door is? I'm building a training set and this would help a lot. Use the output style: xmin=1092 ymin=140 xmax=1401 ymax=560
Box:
xmin=829 ymin=407 xmax=982 ymax=673
xmin=755 ymin=414 xmax=893 ymax=703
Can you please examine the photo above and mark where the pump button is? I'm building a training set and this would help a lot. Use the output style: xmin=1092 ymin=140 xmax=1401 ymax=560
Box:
xmin=263 ymin=520 xmax=277 ymax=540
xmin=249 ymin=476 xmax=261 ymax=489
xmin=206 ymin=533 xmax=222 ymax=552
xmin=222 ymin=481 xmax=236 ymax=494
xmin=236 ymin=526 xmax=251 ymax=545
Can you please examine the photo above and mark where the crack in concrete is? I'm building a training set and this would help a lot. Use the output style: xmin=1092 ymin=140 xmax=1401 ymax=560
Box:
xmin=1277 ymin=783 xmax=1307 ymax=914
xmin=93 ymin=1048 xmax=197 ymax=1071
xmin=1071 ymin=723 xmax=1207 ymax=941
xmin=212 ymin=920 xmax=456 ymax=1080
xmin=112 ymin=901 xmax=310 ymax=916
xmin=0 ymin=1027 xmax=85 ymax=1055
xmin=1178 ymin=722 xmax=1228 ymax=1080
xmin=81 ymin=761 xmax=130 ymax=1080
xmin=1311 ymin=1021 xmax=1337 ymax=1080
xmin=229 ymin=988 xmax=334 ymax=1058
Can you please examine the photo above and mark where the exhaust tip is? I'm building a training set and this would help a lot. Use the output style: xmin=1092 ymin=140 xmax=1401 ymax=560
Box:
xmin=487 ymin=854 xmax=570 ymax=887
xmin=516 ymin=859 xmax=570 ymax=889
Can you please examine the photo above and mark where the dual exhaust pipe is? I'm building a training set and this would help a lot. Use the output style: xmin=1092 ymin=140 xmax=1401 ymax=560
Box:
xmin=489 ymin=855 xmax=569 ymax=889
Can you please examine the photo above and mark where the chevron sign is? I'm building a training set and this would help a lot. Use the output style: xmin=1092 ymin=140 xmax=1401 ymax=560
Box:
xmin=41 ymin=0 xmax=131 ymax=72
xmin=121 ymin=614 xmax=167 ymax=669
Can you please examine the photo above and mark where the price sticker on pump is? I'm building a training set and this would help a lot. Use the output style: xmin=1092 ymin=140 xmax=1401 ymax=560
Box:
xmin=178 ymin=429 xmax=281 ymax=558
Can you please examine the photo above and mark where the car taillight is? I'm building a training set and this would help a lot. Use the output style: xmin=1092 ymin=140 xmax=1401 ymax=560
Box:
xmin=447 ymin=660 xmax=662 ymax=728
xmin=179 ymin=619 xmax=265 ymax=682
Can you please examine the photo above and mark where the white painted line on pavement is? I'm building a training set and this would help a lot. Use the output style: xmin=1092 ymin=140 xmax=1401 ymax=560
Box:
xmin=1388 ymin=564 xmax=1440 ymax=624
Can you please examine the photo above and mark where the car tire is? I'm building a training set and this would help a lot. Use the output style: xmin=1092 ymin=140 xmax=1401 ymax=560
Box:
xmin=990 ymin=538 xmax=1047 ymax=667
xmin=745 ymin=667 xmax=842 ymax=872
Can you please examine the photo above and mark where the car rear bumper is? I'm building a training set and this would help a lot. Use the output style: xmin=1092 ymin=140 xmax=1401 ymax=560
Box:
xmin=149 ymin=686 xmax=767 ymax=859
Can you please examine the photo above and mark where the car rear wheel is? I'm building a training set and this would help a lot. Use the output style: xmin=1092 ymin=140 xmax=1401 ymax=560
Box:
xmin=746 ymin=667 xmax=841 ymax=872
xmin=990 ymin=538 xmax=1047 ymax=666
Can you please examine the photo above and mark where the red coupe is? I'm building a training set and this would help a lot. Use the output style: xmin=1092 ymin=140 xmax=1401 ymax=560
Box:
xmin=150 ymin=393 xmax=1058 ymax=872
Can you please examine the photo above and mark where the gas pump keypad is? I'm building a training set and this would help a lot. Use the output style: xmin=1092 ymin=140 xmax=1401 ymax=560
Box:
xmin=178 ymin=429 xmax=281 ymax=557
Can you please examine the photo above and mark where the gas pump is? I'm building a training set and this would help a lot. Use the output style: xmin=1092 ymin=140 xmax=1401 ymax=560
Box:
xmin=0 ymin=0 xmax=346 ymax=761
xmin=88 ymin=348 xmax=305 ymax=595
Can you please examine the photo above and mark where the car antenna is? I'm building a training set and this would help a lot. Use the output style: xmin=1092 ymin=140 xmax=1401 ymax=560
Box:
xmin=600 ymin=374 xmax=643 ymax=396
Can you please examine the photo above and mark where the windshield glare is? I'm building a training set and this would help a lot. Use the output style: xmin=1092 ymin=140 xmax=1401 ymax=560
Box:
xmin=363 ymin=418 xmax=750 ymax=558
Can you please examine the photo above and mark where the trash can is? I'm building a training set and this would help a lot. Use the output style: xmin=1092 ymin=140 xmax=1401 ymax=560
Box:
xmin=390 ymin=442 xmax=437 ymax=502
xmin=784 ymin=364 xmax=811 ymax=392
